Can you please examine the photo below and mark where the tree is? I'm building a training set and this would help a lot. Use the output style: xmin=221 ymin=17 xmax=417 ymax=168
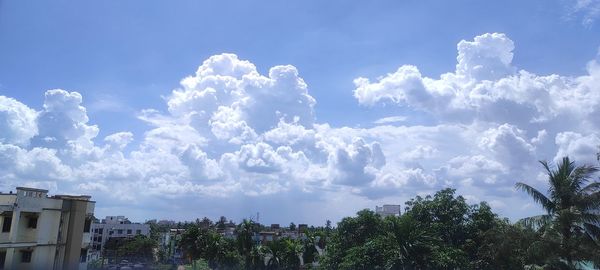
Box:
xmin=118 ymin=235 xmax=157 ymax=262
xmin=180 ymin=226 xmax=202 ymax=268
xmin=319 ymin=209 xmax=385 ymax=269
xmin=289 ymin=222 xmax=296 ymax=231
xmin=383 ymin=214 xmax=437 ymax=269
xmin=199 ymin=217 xmax=213 ymax=229
xmin=236 ymin=219 xmax=256 ymax=266
xmin=404 ymin=188 xmax=471 ymax=269
xmin=516 ymin=157 xmax=600 ymax=268
xmin=217 ymin=216 xmax=228 ymax=230
xmin=262 ymin=238 xmax=303 ymax=270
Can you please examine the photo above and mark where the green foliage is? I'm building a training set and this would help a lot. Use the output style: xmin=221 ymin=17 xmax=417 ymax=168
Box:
xmin=516 ymin=157 xmax=600 ymax=268
xmin=322 ymin=189 xmax=546 ymax=270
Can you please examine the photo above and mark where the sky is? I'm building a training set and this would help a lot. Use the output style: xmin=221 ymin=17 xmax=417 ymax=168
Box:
xmin=1 ymin=0 xmax=600 ymax=225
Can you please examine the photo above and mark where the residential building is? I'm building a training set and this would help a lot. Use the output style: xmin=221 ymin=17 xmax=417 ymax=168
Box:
xmin=0 ymin=187 xmax=95 ymax=270
xmin=159 ymin=229 xmax=185 ymax=264
xmin=375 ymin=204 xmax=402 ymax=217
xmin=89 ymin=216 xmax=150 ymax=259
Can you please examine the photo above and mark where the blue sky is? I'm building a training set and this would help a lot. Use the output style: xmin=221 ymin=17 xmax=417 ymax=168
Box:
xmin=1 ymin=0 xmax=600 ymax=225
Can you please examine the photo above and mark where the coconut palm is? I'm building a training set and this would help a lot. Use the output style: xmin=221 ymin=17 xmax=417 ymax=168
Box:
xmin=263 ymin=238 xmax=303 ymax=270
xmin=516 ymin=156 xmax=600 ymax=267
xmin=236 ymin=219 xmax=256 ymax=265
xmin=384 ymin=214 xmax=437 ymax=269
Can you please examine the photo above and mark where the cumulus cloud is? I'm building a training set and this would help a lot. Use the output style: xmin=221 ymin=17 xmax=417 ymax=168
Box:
xmin=0 ymin=96 xmax=38 ymax=145
xmin=329 ymin=138 xmax=385 ymax=186
xmin=168 ymin=54 xmax=316 ymax=144
xmin=353 ymin=33 xmax=600 ymax=133
xmin=554 ymin=132 xmax=600 ymax=164
xmin=2 ymin=35 xmax=600 ymax=223
xmin=352 ymin=32 xmax=600 ymax=209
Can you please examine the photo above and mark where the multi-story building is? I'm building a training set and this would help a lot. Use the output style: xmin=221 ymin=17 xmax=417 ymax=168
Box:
xmin=0 ymin=187 xmax=95 ymax=270
xmin=89 ymin=216 xmax=150 ymax=258
xmin=159 ymin=229 xmax=185 ymax=264
xmin=375 ymin=204 xmax=402 ymax=218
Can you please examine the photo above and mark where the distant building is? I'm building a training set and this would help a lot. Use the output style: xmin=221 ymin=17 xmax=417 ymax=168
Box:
xmin=89 ymin=216 xmax=150 ymax=259
xmin=375 ymin=204 xmax=401 ymax=217
xmin=298 ymin=224 xmax=308 ymax=233
xmin=0 ymin=187 xmax=95 ymax=270
xmin=159 ymin=229 xmax=185 ymax=264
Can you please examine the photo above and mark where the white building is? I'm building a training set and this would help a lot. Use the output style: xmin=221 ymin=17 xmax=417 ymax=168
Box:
xmin=375 ymin=204 xmax=402 ymax=218
xmin=0 ymin=187 xmax=95 ymax=270
xmin=89 ymin=216 xmax=150 ymax=258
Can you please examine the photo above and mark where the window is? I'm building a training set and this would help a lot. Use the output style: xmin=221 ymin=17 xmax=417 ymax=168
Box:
xmin=109 ymin=230 xmax=113 ymax=235
xmin=2 ymin=217 xmax=11 ymax=233
xmin=28 ymin=216 xmax=38 ymax=229
xmin=136 ymin=230 xmax=141 ymax=235
xmin=0 ymin=251 xmax=6 ymax=270
xmin=127 ymin=229 xmax=132 ymax=235
xmin=21 ymin=250 xmax=32 ymax=263
xmin=80 ymin=249 xmax=87 ymax=263
xmin=83 ymin=218 xmax=91 ymax=233
xmin=117 ymin=229 xmax=123 ymax=234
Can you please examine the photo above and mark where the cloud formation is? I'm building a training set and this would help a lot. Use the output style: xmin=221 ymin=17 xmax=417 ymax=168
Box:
xmin=1 ymin=33 xmax=599 ymax=224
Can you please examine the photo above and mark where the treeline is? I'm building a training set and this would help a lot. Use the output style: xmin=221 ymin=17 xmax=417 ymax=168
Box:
xmin=175 ymin=156 xmax=600 ymax=269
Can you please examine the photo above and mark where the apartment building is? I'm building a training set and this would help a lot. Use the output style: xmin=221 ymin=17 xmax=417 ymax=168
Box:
xmin=0 ymin=187 xmax=95 ymax=270
xmin=375 ymin=204 xmax=402 ymax=218
xmin=89 ymin=216 xmax=150 ymax=257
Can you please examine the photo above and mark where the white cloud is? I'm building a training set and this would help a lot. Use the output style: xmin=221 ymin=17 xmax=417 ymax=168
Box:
xmin=0 ymin=96 xmax=38 ymax=145
xmin=373 ymin=115 xmax=407 ymax=125
xmin=328 ymin=138 xmax=385 ymax=187
xmin=554 ymin=132 xmax=600 ymax=164
xmin=2 ymin=35 xmax=600 ymax=223
xmin=168 ymin=54 xmax=316 ymax=144
xmin=33 ymin=89 xmax=99 ymax=151
xmin=353 ymin=33 xmax=600 ymax=133
xmin=104 ymin=132 xmax=134 ymax=150
xmin=569 ymin=0 xmax=600 ymax=25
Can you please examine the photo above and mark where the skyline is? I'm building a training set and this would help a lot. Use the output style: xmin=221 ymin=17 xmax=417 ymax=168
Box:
xmin=1 ymin=0 xmax=600 ymax=225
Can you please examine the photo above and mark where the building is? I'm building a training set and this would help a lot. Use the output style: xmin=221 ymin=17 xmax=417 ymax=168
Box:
xmin=375 ymin=204 xmax=402 ymax=218
xmin=0 ymin=187 xmax=95 ymax=270
xmin=89 ymin=215 xmax=150 ymax=259
xmin=159 ymin=229 xmax=185 ymax=264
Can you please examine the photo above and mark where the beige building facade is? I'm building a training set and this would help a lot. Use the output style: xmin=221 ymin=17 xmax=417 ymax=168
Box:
xmin=0 ymin=187 xmax=95 ymax=270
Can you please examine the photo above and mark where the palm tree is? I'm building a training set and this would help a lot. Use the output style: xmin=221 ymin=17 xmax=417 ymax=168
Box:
xmin=262 ymin=238 xmax=303 ymax=270
xmin=384 ymin=214 xmax=437 ymax=269
xmin=236 ymin=219 xmax=256 ymax=265
xmin=516 ymin=156 xmax=600 ymax=268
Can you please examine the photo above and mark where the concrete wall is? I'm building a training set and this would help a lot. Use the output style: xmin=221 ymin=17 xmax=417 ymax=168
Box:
xmin=62 ymin=200 xmax=88 ymax=270
xmin=0 ymin=194 xmax=16 ymax=205
xmin=37 ymin=210 xmax=61 ymax=245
